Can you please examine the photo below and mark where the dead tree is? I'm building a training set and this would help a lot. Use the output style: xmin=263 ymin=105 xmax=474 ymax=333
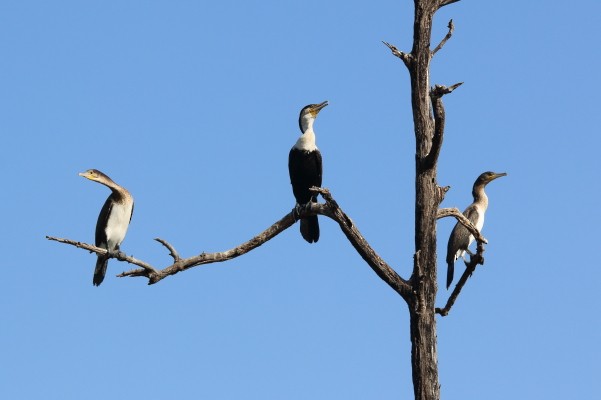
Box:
xmin=48 ymin=1 xmax=495 ymax=399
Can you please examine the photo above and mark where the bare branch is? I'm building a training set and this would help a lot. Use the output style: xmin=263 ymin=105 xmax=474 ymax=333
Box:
xmin=435 ymin=243 xmax=484 ymax=317
xmin=422 ymin=83 xmax=463 ymax=171
xmin=48 ymin=189 xmax=411 ymax=297
xmin=138 ymin=212 xmax=297 ymax=284
xmin=45 ymin=236 xmax=158 ymax=274
xmin=310 ymin=187 xmax=412 ymax=300
xmin=438 ymin=0 xmax=461 ymax=8
xmin=154 ymin=238 xmax=181 ymax=262
xmin=432 ymin=19 xmax=454 ymax=56
xmin=431 ymin=82 xmax=463 ymax=98
xmin=382 ymin=41 xmax=412 ymax=68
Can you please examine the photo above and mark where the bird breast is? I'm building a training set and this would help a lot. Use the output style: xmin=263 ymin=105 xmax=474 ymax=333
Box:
xmin=105 ymin=200 xmax=133 ymax=250
xmin=293 ymin=130 xmax=318 ymax=152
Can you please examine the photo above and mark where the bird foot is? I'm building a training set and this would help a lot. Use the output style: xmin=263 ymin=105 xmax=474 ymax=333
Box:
xmin=292 ymin=202 xmax=313 ymax=221
xmin=292 ymin=203 xmax=302 ymax=222
xmin=108 ymin=250 xmax=126 ymax=260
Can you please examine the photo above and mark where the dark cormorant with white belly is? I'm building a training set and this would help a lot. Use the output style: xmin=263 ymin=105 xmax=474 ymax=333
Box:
xmin=446 ymin=171 xmax=506 ymax=289
xmin=288 ymin=101 xmax=328 ymax=243
xmin=79 ymin=169 xmax=134 ymax=286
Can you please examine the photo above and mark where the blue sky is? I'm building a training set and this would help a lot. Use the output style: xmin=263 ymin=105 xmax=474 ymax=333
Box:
xmin=1 ymin=1 xmax=599 ymax=399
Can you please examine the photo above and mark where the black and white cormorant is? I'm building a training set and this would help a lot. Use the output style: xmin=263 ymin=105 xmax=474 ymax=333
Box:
xmin=288 ymin=101 xmax=328 ymax=243
xmin=446 ymin=171 xmax=506 ymax=289
xmin=79 ymin=169 xmax=134 ymax=286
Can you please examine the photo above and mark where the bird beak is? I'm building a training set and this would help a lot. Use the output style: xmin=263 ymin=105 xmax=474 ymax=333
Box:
xmin=79 ymin=171 xmax=92 ymax=180
xmin=491 ymin=172 xmax=507 ymax=181
xmin=314 ymin=101 xmax=328 ymax=112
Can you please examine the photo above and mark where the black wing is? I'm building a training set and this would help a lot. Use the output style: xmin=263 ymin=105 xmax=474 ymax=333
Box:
xmin=95 ymin=194 xmax=115 ymax=248
xmin=446 ymin=204 xmax=480 ymax=264
xmin=288 ymin=148 xmax=323 ymax=204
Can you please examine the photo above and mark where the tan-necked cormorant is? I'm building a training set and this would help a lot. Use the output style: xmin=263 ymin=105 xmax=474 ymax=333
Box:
xmin=288 ymin=101 xmax=328 ymax=243
xmin=79 ymin=169 xmax=134 ymax=286
xmin=446 ymin=171 xmax=506 ymax=289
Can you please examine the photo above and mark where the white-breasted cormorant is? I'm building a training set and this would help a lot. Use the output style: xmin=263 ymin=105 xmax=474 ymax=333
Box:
xmin=79 ymin=169 xmax=134 ymax=286
xmin=288 ymin=101 xmax=328 ymax=243
xmin=446 ymin=171 xmax=506 ymax=289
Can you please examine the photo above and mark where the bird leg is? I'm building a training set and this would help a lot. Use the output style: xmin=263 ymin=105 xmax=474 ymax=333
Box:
xmin=107 ymin=247 xmax=127 ymax=260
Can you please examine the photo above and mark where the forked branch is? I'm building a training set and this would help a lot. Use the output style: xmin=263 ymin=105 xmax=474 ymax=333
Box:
xmin=423 ymin=82 xmax=463 ymax=170
xmin=48 ymin=188 xmax=411 ymax=299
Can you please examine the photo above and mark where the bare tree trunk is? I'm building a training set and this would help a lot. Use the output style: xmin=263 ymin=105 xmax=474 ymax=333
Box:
xmin=407 ymin=1 xmax=447 ymax=399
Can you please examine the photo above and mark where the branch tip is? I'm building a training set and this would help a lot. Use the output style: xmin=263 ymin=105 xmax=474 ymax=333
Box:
xmin=382 ymin=40 xmax=411 ymax=67
xmin=154 ymin=237 xmax=181 ymax=261
xmin=439 ymin=0 xmax=461 ymax=9
xmin=432 ymin=18 xmax=455 ymax=55
xmin=431 ymin=82 xmax=463 ymax=98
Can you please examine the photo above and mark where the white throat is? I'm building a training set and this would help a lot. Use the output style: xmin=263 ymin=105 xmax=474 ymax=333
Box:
xmin=293 ymin=129 xmax=318 ymax=151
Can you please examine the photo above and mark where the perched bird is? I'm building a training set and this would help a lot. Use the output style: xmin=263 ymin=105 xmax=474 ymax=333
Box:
xmin=288 ymin=101 xmax=328 ymax=243
xmin=446 ymin=171 xmax=506 ymax=289
xmin=79 ymin=169 xmax=134 ymax=286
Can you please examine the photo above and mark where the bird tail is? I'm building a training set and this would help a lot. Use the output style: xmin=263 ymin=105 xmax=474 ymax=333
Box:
xmin=300 ymin=215 xmax=319 ymax=243
xmin=446 ymin=261 xmax=454 ymax=290
xmin=93 ymin=256 xmax=109 ymax=286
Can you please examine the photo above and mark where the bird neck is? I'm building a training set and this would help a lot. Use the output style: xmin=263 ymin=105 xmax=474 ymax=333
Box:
xmin=294 ymin=128 xmax=317 ymax=151
xmin=472 ymin=185 xmax=489 ymax=209
xmin=299 ymin=113 xmax=316 ymax=133
xmin=101 ymin=179 xmax=130 ymax=201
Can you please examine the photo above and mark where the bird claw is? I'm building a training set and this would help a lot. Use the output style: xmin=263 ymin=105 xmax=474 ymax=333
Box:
xmin=292 ymin=202 xmax=313 ymax=221
xmin=292 ymin=204 xmax=302 ymax=221
xmin=108 ymin=250 xmax=126 ymax=260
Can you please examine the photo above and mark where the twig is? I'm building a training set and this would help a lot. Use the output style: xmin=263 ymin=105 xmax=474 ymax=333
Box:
xmin=432 ymin=19 xmax=454 ymax=56
xmin=382 ymin=41 xmax=412 ymax=68
xmin=154 ymin=238 xmax=181 ymax=261
xmin=435 ymin=245 xmax=484 ymax=316
xmin=438 ymin=0 xmax=461 ymax=9
xmin=45 ymin=236 xmax=158 ymax=274
xmin=431 ymin=82 xmax=463 ymax=98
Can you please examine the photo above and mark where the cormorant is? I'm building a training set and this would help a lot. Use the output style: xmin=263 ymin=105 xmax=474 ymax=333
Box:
xmin=79 ymin=169 xmax=134 ymax=286
xmin=446 ymin=171 xmax=506 ymax=289
xmin=288 ymin=101 xmax=328 ymax=243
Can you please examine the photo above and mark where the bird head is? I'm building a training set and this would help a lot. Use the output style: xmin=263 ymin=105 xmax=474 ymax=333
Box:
xmin=79 ymin=169 xmax=110 ymax=183
xmin=474 ymin=171 xmax=507 ymax=187
xmin=298 ymin=101 xmax=328 ymax=133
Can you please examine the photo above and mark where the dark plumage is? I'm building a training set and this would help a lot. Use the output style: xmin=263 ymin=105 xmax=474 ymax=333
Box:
xmin=288 ymin=101 xmax=328 ymax=243
xmin=446 ymin=171 xmax=506 ymax=289
xmin=79 ymin=169 xmax=134 ymax=286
